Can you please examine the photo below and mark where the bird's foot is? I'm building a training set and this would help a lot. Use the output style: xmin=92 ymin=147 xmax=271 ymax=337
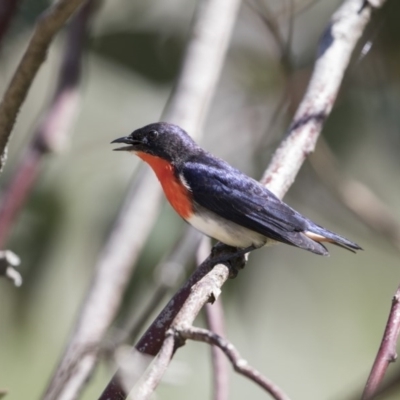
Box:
xmin=210 ymin=243 xmax=256 ymax=278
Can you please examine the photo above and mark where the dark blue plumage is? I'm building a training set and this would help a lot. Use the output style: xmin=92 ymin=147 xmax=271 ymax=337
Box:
xmin=112 ymin=122 xmax=362 ymax=256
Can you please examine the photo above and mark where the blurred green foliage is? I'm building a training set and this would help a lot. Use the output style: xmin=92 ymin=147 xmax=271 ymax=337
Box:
xmin=1 ymin=1 xmax=400 ymax=400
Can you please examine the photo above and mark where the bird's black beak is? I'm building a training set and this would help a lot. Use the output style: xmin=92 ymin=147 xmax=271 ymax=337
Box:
xmin=111 ymin=136 xmax=139 ymax=151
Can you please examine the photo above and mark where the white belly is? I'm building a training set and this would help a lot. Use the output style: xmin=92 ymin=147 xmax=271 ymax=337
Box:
xmin=186 ymin=211 xmax=268 ymax=248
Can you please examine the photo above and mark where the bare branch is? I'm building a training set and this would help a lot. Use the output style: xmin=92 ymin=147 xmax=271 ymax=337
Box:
xmin=100 ymin=1 xmax=386 ymax=399
xmin=177 ymin=326 xmax=291 ymax=400
xmin=130 ymin=258 xmax=233 ymax=400
xmin=357 ymin=371 xmax=400 ymax=399
xmin=43 ymin=169 xmax=162 ymax=400
xmin=0 ymin=0 xmax=88 ymax=171
xmin=362 ymin=285 xmax=400 ymax=399
xmin=100 ymin=251 xmax=237 ymax=400
xmin=198 ymin=238 xmax=230 ymax=400
xmin=164 ymin=0 xmax=242 ymax=135
xmin=128 ymin=335 xmax=175 ymax=400
xmin=261 ymin=0 xmax=385 ymax=198
xmin=47 ymin=0 xmax=242 ymax=398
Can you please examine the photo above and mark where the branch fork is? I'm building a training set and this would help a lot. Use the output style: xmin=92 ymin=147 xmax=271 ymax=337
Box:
xmin=172 ymin=326 xmax=291 ymax=400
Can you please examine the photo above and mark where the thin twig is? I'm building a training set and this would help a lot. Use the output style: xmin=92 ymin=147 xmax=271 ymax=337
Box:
xmin=177 ymin=326 xmax=291 ymax=400
xmin=198 ymin=238 xmax=230 ymax=400
xmin=204 ymin=301 xmax=230 ymax=400
xmin=362 ymin=284 xmax=400 ymax=399
xmin=248 ymin=1 xmax=292 ymax=72
xmin=0 ymin=0 xmax=87 ymax=171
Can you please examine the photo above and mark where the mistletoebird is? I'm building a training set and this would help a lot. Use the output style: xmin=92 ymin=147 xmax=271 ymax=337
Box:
xmin=112 ymin=122 xmax=361 ymax=256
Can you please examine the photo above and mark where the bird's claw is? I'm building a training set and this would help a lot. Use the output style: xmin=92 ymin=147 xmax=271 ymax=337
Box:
xmin=210 ymin=243 xmax=253 ymax=278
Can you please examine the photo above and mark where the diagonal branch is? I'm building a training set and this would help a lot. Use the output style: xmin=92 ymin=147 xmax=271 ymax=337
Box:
xmin=43 ymin=168 xmax=163 ymax=400
xmin=176 ymin=326 xmax=291 ymax=400
xmin=105 ymin=0 xmax=385 ymax=398
xmin=261 ymin=0 xmax=381 ymax=198
xmin=362 ymin=284 xmax=400 ymax=399
xmin=164 ymin=0 xmax=242 ymax=135
xmin=130 ymin=259 xmax=234 ymax=400
xmin=128 ymin=335 xmax=176 ymax=400
xmin=0 ymin=0 xmax=87 ymax=171
xmin=46 ymin=0 xmax=243 ymax=399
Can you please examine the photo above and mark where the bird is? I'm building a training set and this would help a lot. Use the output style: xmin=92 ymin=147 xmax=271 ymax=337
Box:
xmin=112 ymin=122 xmax=361 ymax=256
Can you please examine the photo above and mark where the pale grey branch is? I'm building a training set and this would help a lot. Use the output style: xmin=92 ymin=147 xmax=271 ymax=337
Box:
xmin=45 ymin=0 xmax=242 ymax=399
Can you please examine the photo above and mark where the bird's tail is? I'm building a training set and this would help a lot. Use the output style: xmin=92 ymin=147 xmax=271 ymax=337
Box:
xmin=304 ymin=223 xmax=362 ymax=254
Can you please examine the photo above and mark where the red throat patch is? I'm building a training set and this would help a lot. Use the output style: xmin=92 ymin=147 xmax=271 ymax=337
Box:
xmin=136 ymin=152 xmax=193 ymax=219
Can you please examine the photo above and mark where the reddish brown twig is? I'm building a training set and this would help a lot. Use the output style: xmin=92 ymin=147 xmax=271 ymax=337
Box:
xmin=177 ymin=326 xmax=291 ymax=400
xmin=362 ymin=284 xmax=400 ymax=399
xmin=0 ymin=0 xmax=87 ymax=171
xmin=0 ymin=0 xmax=93 ymax=249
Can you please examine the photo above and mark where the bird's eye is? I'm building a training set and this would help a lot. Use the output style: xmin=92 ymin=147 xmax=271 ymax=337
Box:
xmin=148 ymin=129 xmax=159 ymax=139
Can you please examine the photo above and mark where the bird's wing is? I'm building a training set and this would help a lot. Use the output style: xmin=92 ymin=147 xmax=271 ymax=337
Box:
xmin=182 ymin=159 xmax=309 ymax=246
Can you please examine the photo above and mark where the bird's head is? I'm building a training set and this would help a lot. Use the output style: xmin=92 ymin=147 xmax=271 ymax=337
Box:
xmin=111 ymin=122 xmax=198 ymax=162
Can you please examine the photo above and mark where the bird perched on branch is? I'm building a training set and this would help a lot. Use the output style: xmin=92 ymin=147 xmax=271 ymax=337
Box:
xmin=112 ymin=122 xmax=361 ymax=256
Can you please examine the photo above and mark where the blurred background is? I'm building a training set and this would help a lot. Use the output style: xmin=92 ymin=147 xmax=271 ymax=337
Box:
xmin=1 ymin=0 xmax=400 ymax=399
